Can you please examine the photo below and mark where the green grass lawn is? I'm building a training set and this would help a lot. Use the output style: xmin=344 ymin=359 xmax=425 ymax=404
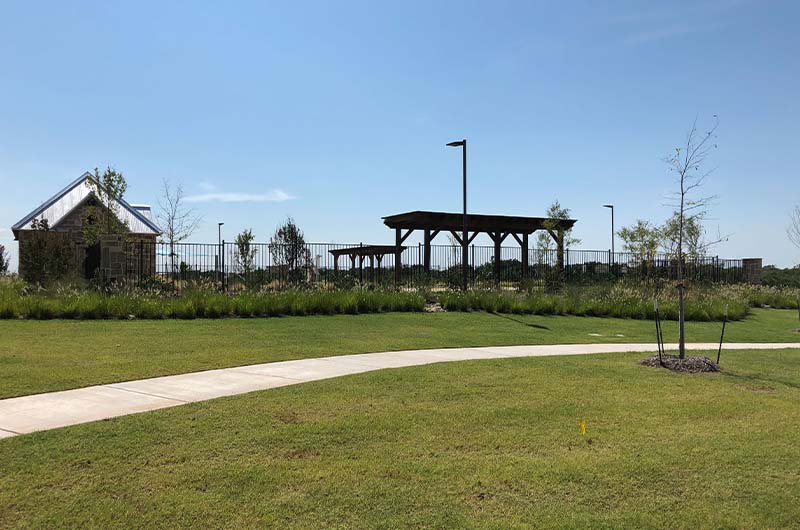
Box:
xmin=1 ymin=308 xmax=798 ymax=398
xmin=2 ymin=347 xmax=799 ymax=529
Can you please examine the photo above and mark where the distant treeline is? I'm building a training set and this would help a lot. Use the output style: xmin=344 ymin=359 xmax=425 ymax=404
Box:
xmin=763 ymin=266 xmax=800 ymax=288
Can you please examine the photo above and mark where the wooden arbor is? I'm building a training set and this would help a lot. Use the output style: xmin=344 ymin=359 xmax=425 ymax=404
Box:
xmin=382 ymin=211 xmax=577 ymax=285
xmin=329 ymin=245 xmax=403 ymax=285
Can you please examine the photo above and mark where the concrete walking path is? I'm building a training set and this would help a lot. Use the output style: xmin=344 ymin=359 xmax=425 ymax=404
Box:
xmin=1 ymin=342 xmax=798 ymax=439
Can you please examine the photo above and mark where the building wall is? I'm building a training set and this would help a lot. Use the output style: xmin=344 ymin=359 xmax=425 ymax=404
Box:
xmin=17 ymin=200 xmax=157 ymax=283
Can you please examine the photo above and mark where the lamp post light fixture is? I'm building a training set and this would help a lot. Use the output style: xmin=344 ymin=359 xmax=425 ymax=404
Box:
xmin=447 ymin=139 xmax=468 ymax=291
xmin=218 ymin=222 xmax=224 ymax=247
xmin=602 ymin=204 xmax=614 ymax=260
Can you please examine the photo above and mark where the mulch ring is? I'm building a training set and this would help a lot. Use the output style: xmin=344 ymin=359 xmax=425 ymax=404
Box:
xmin=640 ymin=354 xmax=720 ymax=373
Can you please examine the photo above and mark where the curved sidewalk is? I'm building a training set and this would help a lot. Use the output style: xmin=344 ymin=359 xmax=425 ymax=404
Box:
xmin=2 ymin=342 xmax=798 ymax=439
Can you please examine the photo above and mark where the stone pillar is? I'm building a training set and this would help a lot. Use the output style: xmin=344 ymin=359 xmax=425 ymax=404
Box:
xmin=742 ymin=258 xmax=763 ymax=284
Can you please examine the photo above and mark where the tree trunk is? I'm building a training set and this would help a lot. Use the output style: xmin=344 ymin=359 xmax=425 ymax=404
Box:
xmin=678 ymin=281 xmax=686 ymax=359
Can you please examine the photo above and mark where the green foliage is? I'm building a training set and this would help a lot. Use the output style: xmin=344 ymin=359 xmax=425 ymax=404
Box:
xmin=0 ymin=279 xmax=425 ymax=320
xmin=617 ymin=219 xmax=661 ymax=259
xmin=763 ymin=266 xmax=800 ymax=288
xmin=537 ymin=200 xmax=579 ymax=250
xmin=234 ymin=228 xmax=257 ymax=276
xmin=661 ymin=211 xmax=705 ymax=258
xmin=82 ymin=167 xmax=129 ymax=246
xmin=0 ymin=244 xmax=8 ymax=275
xmin=1 ymin=275 xmax=796 ymax=321
xmin=269 ymin=216 xmax=311 ymax=284
xmin=18 ymin=220 xmax=74 ymax=286
xmin=438 ymin=283 xmax=799 ymax=321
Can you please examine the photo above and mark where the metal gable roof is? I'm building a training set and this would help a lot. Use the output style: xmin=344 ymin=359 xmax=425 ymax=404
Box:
xmin=12 ymin=172 xmax=161 ymax=237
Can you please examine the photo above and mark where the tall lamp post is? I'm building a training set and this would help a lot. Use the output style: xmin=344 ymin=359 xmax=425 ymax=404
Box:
xmin=602 ymin=204 xmax=614 ymax=264
xmin=447 ymin=139 xmax=468 ymax=291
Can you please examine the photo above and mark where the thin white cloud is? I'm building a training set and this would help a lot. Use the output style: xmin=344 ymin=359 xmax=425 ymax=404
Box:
xmin=185 ymin=189 xmax=294 ymax=203
xmin=612 ymin=0 xmax=744 ymax=45
xmin=624 ymin=22 xmax=720 ymax=44
xmin=197 ymin=181 xmax=216 ymax=192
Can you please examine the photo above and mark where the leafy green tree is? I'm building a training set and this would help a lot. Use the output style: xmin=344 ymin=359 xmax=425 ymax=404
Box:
xmin=82 ymin=167 xmax=129 ymax=245
xmin=618 ymin=219 xmax=662 ymax=260
xmin=234 ymin=228 xmax=257 ymax=276
xmin=269 ymin=217 xmax=310 ymax=283
xmin=536 ymin=200 xmax=580 ymax=251
xmin=660 ymin=212 xmax=705 ymax=259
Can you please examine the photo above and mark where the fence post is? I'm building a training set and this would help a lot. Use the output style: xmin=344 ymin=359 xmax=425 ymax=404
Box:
xmin=138 ymin=240 xmax=143 ymax=289
xmin=471 ymin=245 xmax=475 ymax=286
xmin=221 ymin=240 xmax=226 ymax=293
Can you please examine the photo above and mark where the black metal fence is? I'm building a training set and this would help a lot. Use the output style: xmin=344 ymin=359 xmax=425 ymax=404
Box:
xmin=123 ymin=240 xmax=746 ymax=292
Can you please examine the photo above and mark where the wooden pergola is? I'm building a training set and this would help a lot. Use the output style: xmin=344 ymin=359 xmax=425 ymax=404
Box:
xmin=329 ymin=245 xmax=403 ymax=284
xmin=382 ymin=210 xmax=577 ymax=284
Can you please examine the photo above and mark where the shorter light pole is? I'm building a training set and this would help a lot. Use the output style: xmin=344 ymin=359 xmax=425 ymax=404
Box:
xmin=217 ymin=222 xmax=224 ymax=284
xmin=603 ymin=204 xmax=615 ymax=258
xmin=447 ymin=139 xmax=468 ymax=291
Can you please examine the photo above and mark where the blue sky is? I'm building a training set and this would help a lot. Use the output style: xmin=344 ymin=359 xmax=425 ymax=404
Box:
xmin=1 ymin=0 xmax=798 ymax=269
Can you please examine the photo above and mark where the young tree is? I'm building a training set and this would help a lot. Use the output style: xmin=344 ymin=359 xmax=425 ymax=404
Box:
xmin=664 ymin=116 xmax=720 ymax=359
xmin=269 ymin=217 xmax=310 ymax=283
xmin=0 ymin=244 xmax=8 ymax=275
xmin=617 ymin=219 xmax=662 ymax=260
xmin=789 ymin=206 xmax=800 ymax=252
xmin=234 ymin=229 xmax=257 ymax=277
xmin=537 ymin=200 xmax=580 ymax=251
xmin=83 ymin=167 xmax=129 ymax=245
xmin=157 ymin=179 xmax=202 ymax=277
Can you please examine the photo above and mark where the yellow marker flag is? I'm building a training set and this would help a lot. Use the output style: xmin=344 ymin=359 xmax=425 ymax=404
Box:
xmin=579 ymin=420 xmax=586 ymax=435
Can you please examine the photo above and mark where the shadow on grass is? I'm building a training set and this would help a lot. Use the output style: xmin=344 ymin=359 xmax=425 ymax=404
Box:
xmin=489 ymin=312 xmax=550 ymax=330
xmin=719 ymin=369 xmax=800 ymax=390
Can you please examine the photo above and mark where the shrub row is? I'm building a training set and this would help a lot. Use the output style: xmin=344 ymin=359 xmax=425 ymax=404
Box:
xmin=438 ymin=289 xmax=749 ymax=321
xmin=0 ymin=277 xmax=796 ymax=321
xmin=0 ymin=282 xmax=425 ymax=320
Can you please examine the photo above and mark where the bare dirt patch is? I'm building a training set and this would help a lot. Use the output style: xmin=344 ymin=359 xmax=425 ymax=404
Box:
xmin=640 ymin=354 xmax=720 ymax=373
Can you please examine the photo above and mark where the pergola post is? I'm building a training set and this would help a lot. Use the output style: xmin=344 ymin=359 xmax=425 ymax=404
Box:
xmin=369 ymin=255 xmax=375 ymax=286
xmin=394 ymin=228 xmax=402 ymax=286
xmin=522 ymin=233 xmax=529 ymax=280
xmin=556 ymin=229 xmax=565 ymax=274
xmin=359 ymin=255 xmax=364 ymax=284
xmin=333 ymin=255 xmax=339 ymax=273
xmin=423 ymin=229 xmax=432 ymax=273
xmin=493 ymin=232 xmax=502 ymax=283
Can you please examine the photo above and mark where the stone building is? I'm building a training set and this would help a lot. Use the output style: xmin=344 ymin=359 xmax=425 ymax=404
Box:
xmin=11 ymin=172 xmax=161 ymax=282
